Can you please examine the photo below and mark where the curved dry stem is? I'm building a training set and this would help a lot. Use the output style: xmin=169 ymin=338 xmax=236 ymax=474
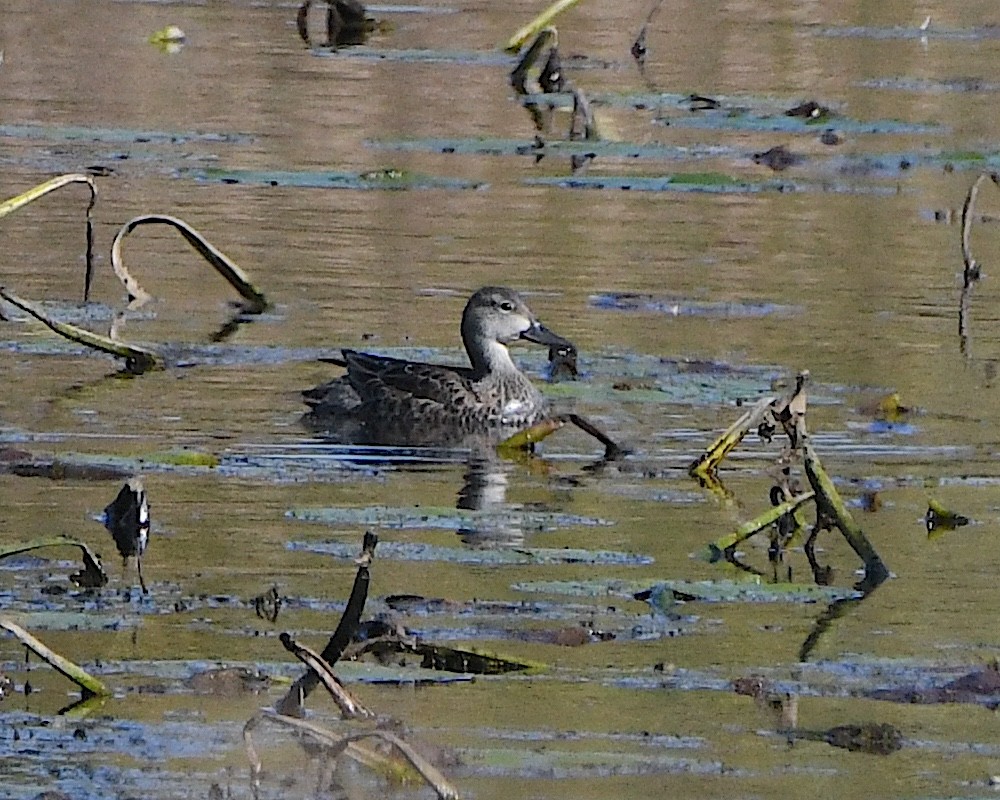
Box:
xmin=960 ymin=171 xmax=999 ymax=285
xmin=0 ymin=534 xmax=108 ymax=588
xmin=110 ymin=214 xmax=269 ymax=313
xmin=0 ymin=287 xmax=162 ymax=373
xmin=0 ymin=173 xmax=97 ymax=302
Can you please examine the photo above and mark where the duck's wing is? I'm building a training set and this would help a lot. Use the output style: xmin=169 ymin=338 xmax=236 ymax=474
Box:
xmin=343 ymin=350 xmax=480 ymax=410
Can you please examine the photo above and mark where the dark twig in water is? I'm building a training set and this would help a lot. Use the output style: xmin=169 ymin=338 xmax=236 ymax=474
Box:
xmin=570 ymin=86 xmax=597 ymax=141
xmin=958 ymin=172 xmax=999 ymax=355
xmin=961 ymin=171 xmax=998 ymax=284
xmin=631 ymin=0 xmax=664 ymax=69
xmin=275 ymin=531 xmax=377 ymax=716
xmin=0 ymin=173 xmax=98 ymax=303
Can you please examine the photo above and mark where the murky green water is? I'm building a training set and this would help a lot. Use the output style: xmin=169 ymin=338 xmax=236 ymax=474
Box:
xmin=4 ymin=1 xmax=1000 ymax=798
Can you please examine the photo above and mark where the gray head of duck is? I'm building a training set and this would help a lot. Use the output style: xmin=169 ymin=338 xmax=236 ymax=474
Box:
xmin=460 ymin=287 xmax=573 ymax=376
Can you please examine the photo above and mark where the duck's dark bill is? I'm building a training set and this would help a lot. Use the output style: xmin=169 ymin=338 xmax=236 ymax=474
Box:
xmin=520 ymin=321 xmax=574 ymax=349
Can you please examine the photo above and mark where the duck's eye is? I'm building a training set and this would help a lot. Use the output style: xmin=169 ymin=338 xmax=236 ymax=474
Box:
xmin=499 ymin=301 xmax=515 ymax=312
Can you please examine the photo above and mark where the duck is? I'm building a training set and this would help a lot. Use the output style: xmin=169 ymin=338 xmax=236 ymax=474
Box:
xmin=303 ymin=287 xmax=574 ymax=446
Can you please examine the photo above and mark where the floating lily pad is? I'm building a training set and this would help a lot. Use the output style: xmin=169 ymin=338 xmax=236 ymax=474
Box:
xmin=512 ymin=578 xmax=656 ymax=598
xmin=0 ymin=123 xmax=250 ymax=145
xmin=819 ymin=25 xmax=1000 ymax=41
xmin=187 ymin=166 xmax=486 ymax=191
xmin=459 ymin=746 xmax=721 ymax=778
xmin=288 ymin=540 xmax=652 ymax=566
xmin=589 ymin=293 xmax=801 ymax=318
xmin=661 ymin=113 xmax=939 ymax=136
xmin=287 ymin=505 xmax=612 ymax=531
xmin=1 ymin=611 xmax=138 ymax=632
xmin=369 ymin=135 xmax=735 ymax=162
xmin=525 ymin=173 xmax=898 ymax=195
xmin=513 ymin=578 xmax=860 ymax=606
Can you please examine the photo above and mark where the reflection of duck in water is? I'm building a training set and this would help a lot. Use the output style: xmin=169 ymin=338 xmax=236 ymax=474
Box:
xmin=303 ymin=287 xmax=575 ymax=446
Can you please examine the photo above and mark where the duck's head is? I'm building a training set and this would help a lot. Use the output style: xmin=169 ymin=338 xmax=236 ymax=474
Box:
xmin=461 ymin=287 xmax=573 ymax=365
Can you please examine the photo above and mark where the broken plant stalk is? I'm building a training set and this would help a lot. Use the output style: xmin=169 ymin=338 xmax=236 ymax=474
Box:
xmin=0 ymin=287 xmax=162 ymax=373
xmin=710 ymin=491 xmax=815 ymax=555
xmin=689 ymin=396 xmax=776 ymax=479
xmin=0 ymin=618 xmax=110 ymax=698
xmin=797 ymin=416 xmax=889 ymax=589
xmin=504 ymin=0 xmax=582 ymax=53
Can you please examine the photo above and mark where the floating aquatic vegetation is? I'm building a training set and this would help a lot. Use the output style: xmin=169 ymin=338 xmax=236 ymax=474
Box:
xmin=187 ymin=166 xmax=487 ymax=191
xmin=640 ymin=579 xmax=861 ymax=609
xmin=287 ymin=504 xmax=612 ymax=531
xmin=524 ymin=172 xmax=900 ymax=195
xmin=511 ymin=578 xmax=655 ymax=599
xmin=148 ymin=25 xmax=186 ymax=54
xmin=819 ymin=24 xmax=1000 ymax=41
xmin=590 ymin=293 xmax=801 ymax=318
xmin=0 ymin=123 xmax=251 ymax=146
xmin=289 ymin=539 xmax=652 ymax=566
xmin=858 ymin=76 xmax=1000 ymax=93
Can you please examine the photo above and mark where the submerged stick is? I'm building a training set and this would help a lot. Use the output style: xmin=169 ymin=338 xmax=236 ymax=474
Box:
xmin=110 ymin=214 xmax=269 ymax=312
xmin=0 ymin=287 xmax=162 ymax=373
xmin=0 ymin=619 xmax=110 ymax=697
xmin=505 ymin=0 xmax=582 ymax=53
xmin=0 ymin=173 xmax=97 ymax=302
